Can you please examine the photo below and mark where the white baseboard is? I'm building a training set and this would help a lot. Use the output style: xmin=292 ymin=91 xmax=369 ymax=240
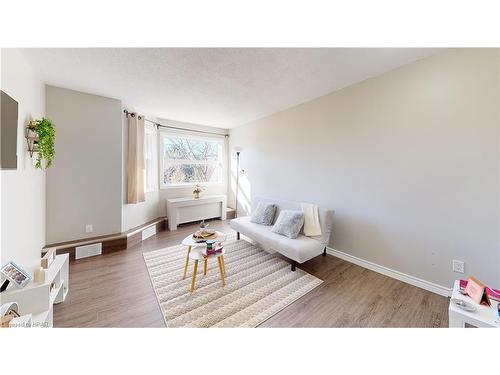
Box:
xmin=326 ymin=247 xmax=452 ymax=297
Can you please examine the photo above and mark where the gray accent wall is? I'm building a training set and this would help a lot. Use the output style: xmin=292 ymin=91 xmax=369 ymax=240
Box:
xmin=228 ymin=49 xmax=500 ymax=288
xmin=46 ymin=86 xmax=123 ymax=243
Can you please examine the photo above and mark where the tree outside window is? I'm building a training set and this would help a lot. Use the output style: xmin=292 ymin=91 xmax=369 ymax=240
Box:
xmin=161 ymin=134 xmax=223 ymax=186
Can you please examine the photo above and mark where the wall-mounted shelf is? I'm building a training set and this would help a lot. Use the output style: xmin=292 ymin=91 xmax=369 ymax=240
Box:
xmin=25 ymin=121 xmax=39 ymax=158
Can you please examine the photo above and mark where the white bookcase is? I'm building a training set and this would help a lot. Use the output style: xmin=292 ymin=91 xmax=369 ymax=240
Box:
xmin=0 ymin=254 xmax=69 ymax=328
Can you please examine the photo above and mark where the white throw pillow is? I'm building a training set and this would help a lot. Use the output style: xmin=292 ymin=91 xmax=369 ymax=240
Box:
xmin=301 ymin=203 xmax=322 ymax=237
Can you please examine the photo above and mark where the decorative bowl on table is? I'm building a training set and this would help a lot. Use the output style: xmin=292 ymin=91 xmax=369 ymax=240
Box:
xmin=192 ymin=229 xmax=217 ymax=242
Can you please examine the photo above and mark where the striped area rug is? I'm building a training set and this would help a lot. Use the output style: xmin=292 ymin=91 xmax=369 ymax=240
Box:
xmin=143 ymin=234 xmax=323 ymax=327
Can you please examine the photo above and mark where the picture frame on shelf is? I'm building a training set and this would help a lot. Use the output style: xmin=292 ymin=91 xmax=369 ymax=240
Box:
xmin=1 ymin=261 xmax=32 ymax=290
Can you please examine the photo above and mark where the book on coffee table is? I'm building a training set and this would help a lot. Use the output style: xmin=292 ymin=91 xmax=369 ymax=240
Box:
xmin=203 ymin=246 xmax=223 ymax=257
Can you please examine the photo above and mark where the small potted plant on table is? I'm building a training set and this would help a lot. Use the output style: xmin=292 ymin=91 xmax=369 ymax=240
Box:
xmin=193 ymin=184 xmax=203 ymax=199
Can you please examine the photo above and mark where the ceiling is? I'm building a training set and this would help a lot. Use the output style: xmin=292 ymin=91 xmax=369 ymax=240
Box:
xmin=20 ymin=48 xmax=440 ymax=129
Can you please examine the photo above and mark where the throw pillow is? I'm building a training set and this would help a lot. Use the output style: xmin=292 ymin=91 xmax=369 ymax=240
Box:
xmin=250 ymin=202 xmax=277 ymax=225
xmin=271 ymin=210 xmax=305 ymax=239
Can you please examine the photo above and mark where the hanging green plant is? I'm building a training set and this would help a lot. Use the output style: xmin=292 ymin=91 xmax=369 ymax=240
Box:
xmin=29 ymin=118 xmax=56 ymax=169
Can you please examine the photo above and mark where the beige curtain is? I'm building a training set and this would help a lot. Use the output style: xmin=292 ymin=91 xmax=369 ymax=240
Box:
xmin=127 ymin=113 xmax=146 ymax=203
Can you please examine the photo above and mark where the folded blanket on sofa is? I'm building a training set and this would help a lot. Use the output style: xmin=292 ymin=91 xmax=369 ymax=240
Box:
xmin=301 ymin=202 xmax=322 ymax=237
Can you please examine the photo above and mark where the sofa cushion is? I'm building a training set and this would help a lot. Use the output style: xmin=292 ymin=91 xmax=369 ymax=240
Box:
xmin=250 ymin=201 xmax=277 ymax=226
xmin=271 ymin=210 xmax=304 ymax=239
xmin=230 ymin=216 xmax=324 ymax=263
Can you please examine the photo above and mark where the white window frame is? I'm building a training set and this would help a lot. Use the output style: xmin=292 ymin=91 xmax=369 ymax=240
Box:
xmin=144 ymin=127 xmax=155 ymax=193
xmin=160 ymin=130 xmax=225 ymax=189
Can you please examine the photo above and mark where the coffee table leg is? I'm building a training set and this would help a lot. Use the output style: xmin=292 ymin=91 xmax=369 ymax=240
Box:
xmin=220 ymin=255 xmax=226 ymax=277
xmin=217 ymin=257 xmax=225 ymax=287
xmin=190 ymin=260 xmax=198 ymax=292
xmin=183 ymin=246 xmax=192 ymax=279
xmin=203 ymin=259 xmax=207 ymax=276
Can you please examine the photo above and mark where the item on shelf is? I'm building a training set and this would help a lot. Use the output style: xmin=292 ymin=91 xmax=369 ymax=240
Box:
xmin=33 ymin=267 xmax=46 ymax=283
xmin=192 ymin=184 xmax=203 ymax=199
xmin=1 ymin=261 xmax=31 ymax=291
xmin=1 ymin=302 xmax=19 ymax=317
xmin=459 ymin=279 xmax=500 ymax=302
xmin=9 ymin=313 xmax=32 ymax=328
xmin=1 ymin=314 xmax=15 ymax=327
xmin=49 ymin=282 xmax=56 ymax=295
xmin=192 ymin=229 xmax=217 ymax=242
xmin=462 ymin=276 xmax=492 ymax=306
xmin=451 ymin=298 xmax=477 ymax=312
xmin=1 ymin=301 xmax=20 ymax=327
xmin=41 ymin=249 xmax=56 ymax=269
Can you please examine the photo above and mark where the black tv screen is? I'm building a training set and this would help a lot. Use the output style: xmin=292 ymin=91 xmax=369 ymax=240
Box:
xmin=1 ymin=90 xmax=18 ymax=169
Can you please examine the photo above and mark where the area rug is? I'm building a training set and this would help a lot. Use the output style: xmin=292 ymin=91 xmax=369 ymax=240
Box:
xmin=143 ymin=234 xmax=323 ymax=327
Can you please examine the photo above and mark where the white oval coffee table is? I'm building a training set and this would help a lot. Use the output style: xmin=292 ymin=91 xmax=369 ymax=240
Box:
xmin=181 ymin=231 xmax=227 ymax=282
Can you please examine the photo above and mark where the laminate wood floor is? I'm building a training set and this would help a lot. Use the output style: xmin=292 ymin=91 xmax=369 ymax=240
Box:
xmin=54 ymin=220 xmax=449 ymax=328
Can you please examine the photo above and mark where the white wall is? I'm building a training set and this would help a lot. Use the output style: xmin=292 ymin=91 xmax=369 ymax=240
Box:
xmin=121 ymin=106 xmax=160 ymax=232
xmin=0 ymin=49 xmax=46 ymax=272
xmin=156 ymin=118 xmax=229 ymax=217
xmin=229 ymin=49 xmax=500 ymax=288
xmin=46 ymin=86 xmax=123 ymax=243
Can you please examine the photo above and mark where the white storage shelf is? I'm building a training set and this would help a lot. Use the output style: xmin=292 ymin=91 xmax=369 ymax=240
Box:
xmin=1 ymin=254 xmax=69 ymax=328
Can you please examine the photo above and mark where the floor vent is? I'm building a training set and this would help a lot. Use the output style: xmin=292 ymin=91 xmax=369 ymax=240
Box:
xmin=142 ymin=225 xmax=157 ymax=241
xmin=75 ymin=243 xmax=102 ymax=260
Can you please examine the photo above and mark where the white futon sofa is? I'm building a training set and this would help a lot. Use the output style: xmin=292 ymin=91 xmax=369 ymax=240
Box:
xmin=230 ymin=197 xmax=334 ymax=271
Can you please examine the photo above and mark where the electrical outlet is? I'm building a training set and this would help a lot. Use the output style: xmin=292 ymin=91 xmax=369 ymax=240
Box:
xmin=452 ymin=259 xmax=465 ymax=273
xmin=85 ymin=224 xmax=93 ymax=233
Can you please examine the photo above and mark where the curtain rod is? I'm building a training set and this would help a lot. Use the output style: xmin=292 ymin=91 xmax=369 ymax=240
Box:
xmin=123 ymin=110 xmax=229 ymax=138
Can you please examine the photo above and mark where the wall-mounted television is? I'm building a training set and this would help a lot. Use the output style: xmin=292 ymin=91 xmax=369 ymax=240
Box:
xmin=1 ymin=90 xmax=18 ymax=170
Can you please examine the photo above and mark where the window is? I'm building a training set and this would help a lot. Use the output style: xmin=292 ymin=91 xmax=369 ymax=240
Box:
xmin=144 ymin=128 xmax=155 ymax=192
xmin=160 ymin=132 xmax=224 ymax=187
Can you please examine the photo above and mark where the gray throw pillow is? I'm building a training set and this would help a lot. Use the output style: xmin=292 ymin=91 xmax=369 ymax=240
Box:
xmin=250 ymin=202 xmax=277 ymax=225
xmin=271 ymin=210 xmax=305 ymax=239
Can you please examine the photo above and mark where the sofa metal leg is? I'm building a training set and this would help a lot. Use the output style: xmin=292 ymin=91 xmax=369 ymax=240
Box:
xmin=291 ymin=261 xmax=296 ymax=272
xmin=322 ymin=247 xmax=327 ymax=256
xmin=237 ymin=232 xmax=240 ymax=240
